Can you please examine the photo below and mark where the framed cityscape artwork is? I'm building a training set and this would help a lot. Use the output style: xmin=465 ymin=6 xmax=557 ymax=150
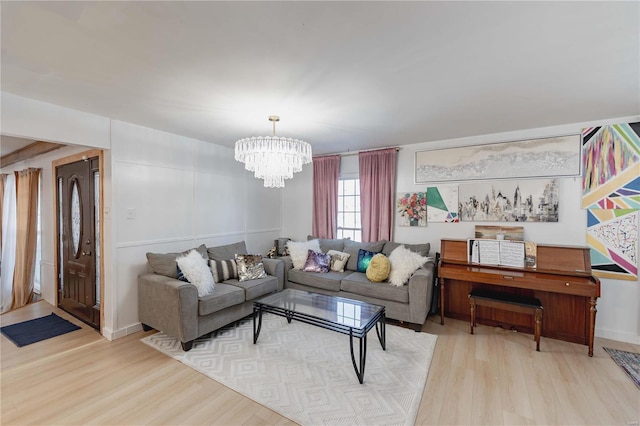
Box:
xmin=459 ymin=179 xmax=559 ymax=222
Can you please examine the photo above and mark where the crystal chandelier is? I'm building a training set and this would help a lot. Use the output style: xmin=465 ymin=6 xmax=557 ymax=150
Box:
xmin=235 ymin=116 xmax=312 ymax=188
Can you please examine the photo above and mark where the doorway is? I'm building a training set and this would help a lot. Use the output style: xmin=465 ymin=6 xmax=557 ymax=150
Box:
xmin=53 ymin=150 xmax=103 ymax=330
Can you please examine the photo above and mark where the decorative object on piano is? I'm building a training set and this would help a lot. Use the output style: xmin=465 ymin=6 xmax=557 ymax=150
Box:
xmin=415 ymin=134 xmax=581 ymax=183
xmin=587 ymin=209 xmax=638 ymax=280
xmin=396 ymin=192 xmax=427 ymax=227
xmin=603 ymin=347 xmax=640 ymax=389
xmin=475 ymin=225 xmax=524 ymax=241
xmin=581 ymin=122 xmax=640 ymax=209
xmin=426 ymin=185 xmax=459 ymax=223
xmin=525 ymin=242 xmax=537 ymax=268
xmin=459 ymin=179 xmax=559 ymax=222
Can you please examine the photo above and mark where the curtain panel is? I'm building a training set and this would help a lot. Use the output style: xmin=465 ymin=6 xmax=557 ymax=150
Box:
xmin=312 ymin=155 xmax=340 ymax=239
xmin=359 ymin=148 xmax=397 ymax=242
xmin=1 ymin=173 xmax=17 ymax=313
xmin=11 ymin=168 xmax=41 ymax=310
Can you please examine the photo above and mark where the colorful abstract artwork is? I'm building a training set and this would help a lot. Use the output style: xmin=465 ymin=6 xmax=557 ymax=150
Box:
xmin=397 ymin=192 xmax=427 ymax=227
xmin=587 ymin=209 xmax=638 ymax=281
xmin=459 ymin=179 xmax=559 ymax=222
xmin=426 ymin=185 xmax=459 ymax=223
xmin=582 ymin=122 xmax=640 ymax=209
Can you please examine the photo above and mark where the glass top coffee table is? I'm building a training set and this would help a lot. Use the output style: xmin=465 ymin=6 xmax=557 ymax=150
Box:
xmin=253 ymin=288 xmax=386 ymax=384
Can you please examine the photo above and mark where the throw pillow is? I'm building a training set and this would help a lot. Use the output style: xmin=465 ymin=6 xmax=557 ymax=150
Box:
xmin=210 ymin=259 xmax=238 ymax=282
xmin=357 ymin=249 xmax=377 ymax=273
xmin=287 ymin=239 xmax=321 ymax=270
xmin=175 ymin=249 xmax=215 ymax=297
xmin=344 ymin=240 xmax=386 ymax=271
xmin=366 ymin=254 xmax=391 ymax=282
xmin=326 ymin=250 xmax=351 ymax=272
xmin=235 ymin=254 xmax=267 ymax=282
xmin=177 ymin=265 xmax=188 ymax=282
xmin=303 ymin=250 xmax=330 ymax=273
xmin=388 ymin=245 xmax=429 ymax=286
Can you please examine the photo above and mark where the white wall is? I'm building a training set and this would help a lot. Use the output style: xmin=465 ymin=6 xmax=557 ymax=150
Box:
xmin=282 ymin=116 xmax=640 ymax=344
xmin=109 ymin=121 xmax=282 ymax=338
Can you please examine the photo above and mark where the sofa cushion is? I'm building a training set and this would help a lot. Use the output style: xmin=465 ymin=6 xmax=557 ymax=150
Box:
xmin=225 ymin=275 xmax=278 ymax=300
xmin=210 ymin=259 xmax=238 ymax=282
xmin=235 ymin=254 xmax=267 ymax=282
xmin=287 ymin=239 xmax=321 ymax=270
xmin=146 ymin=244 xmax=208 ymax=278
xmin=288 ymin=269 xmax=348 ymax=292
xmin=176 ymin=249 xmax=215 ymax=297
xmin=303 ymin=250 xmax=330 ymax=273
xmin=207 ymin=241 xmax=248 ymax=261
xmin=344 ymin=240 xmax=386 ymax=271
xmin=357 ymin=249 xmax=377 ymax=273
xmin=366 ymin=254 xmax=391 ymax=282
xmin=198 ymin=283 xmax=246 ymax=316
xmin=307 ymin=235 xmax=348 ymax=253
xmin=340 ymin=272 xmax=409 ymax=303
xmin=382 ymin=241 xmax=430 ymax=257
xmin=388 ymin=245 xmax=429 ymax=286
xmin=326 ymin=250 xmax=350 ymax=272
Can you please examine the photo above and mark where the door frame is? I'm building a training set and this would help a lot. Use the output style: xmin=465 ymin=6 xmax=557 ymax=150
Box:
xmin=52 ymin=149 xmax=104 ymax=334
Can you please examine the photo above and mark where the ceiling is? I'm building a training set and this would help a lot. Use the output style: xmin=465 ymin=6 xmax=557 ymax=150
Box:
xmin=1 ymin=1 xmax=638 ymax=156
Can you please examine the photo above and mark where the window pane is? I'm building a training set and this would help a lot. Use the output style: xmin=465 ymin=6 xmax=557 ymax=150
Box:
xmin=338 ymin=196 xmax=344 ymax=212
xmin=344 ymin=179 xmax=355 ymax=195
xmin=344 ymin=212 xmax=355 ymax=228
xmin=344 ymin=196 xmax=355 ymax=212
xmin=355 ymin=211 xmax=362 ymax=228
xmin=355 ymin=181 xmax=360 ymax=195
xmin=354 ymin=230 xmax=361 ymax=242
xmin=337 ymin=213 xmax=344 ymax=228
xmin=338 ymin=180 xmax=344 ymax=196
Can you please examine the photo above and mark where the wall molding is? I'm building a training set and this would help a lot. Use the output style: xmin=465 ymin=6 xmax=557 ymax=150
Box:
xmin=115 ymin=228 xmax=281 ymax=249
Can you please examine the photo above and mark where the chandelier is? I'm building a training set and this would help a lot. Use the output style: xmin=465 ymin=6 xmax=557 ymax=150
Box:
xmin=235 ymin=115 xmax=312 ymax=188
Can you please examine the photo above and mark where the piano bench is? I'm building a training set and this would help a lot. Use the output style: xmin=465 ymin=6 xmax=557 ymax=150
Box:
xmin=468 ymin=289 xmax=543 ymax=351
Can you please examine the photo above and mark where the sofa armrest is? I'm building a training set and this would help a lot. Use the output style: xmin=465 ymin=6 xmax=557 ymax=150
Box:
xmin=262 ymin=258 xmax=285 ymax=291
xmin=407 ymin=260 xmax=436 ymax=322
xmin=138 ymin=273 xmax=199 ymax=343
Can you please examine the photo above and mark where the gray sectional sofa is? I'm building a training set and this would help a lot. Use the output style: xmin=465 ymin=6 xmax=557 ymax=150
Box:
xmin=283 ymin=238 xmax=437 ymax=330
xmin=138 ymin=241 xmax=284 ymax=351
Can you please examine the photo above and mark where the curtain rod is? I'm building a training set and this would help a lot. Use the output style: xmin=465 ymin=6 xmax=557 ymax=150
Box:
xmin=314 ymin=146 xmax=401 ymax=158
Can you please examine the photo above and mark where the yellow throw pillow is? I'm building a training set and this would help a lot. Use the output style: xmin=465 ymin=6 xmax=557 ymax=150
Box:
xmin=366 ymin=253 xmax=391 ymax=282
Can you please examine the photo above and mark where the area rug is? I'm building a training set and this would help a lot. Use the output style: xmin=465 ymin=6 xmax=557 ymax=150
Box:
xmin=142 ymin=314 xmax=437 ymax=425
xmin=0 ymin=313 xmax=81 ymax=347
xmin=603 ymin=347 xmax=640 ymax=389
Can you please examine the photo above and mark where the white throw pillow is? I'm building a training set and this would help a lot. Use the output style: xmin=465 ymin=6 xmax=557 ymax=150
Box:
xmin=388 ymin=245 xmax=429 ymax=286
xmin=176 ymin=249 xmax=215 ymax=296
xmin=287 ymin=239 xmax=321 ymax=270
xmin=326 ymin=250 xmax=351 ymax=272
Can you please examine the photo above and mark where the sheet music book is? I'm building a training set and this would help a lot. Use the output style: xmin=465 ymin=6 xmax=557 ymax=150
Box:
xmin=468 ymin=239 xmax=526 ymax=268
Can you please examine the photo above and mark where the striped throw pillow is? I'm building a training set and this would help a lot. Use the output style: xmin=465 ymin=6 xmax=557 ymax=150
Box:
xmin=209 ymin=259 xmax=238 ymax=283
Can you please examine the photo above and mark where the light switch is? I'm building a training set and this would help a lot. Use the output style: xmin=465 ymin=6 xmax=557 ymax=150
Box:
xmin=126 ymin=208 xmax=136 ymax=219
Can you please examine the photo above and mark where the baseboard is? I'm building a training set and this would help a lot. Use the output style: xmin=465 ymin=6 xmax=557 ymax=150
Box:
xmin=595 ymin=327 xmax=640 ymax=345
xmin=103 ymin=322 xmax=143 ymax=340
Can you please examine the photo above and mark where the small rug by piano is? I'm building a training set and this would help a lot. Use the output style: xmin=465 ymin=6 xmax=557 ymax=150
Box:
xmin=603 ymin=347 xmax=640 ymax=389
xmin=0 ymin=313 xmax=81 ymax=347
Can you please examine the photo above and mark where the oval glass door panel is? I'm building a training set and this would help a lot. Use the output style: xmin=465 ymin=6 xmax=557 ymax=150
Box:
xmin=71 ymin=179 xmax=81 ymax=256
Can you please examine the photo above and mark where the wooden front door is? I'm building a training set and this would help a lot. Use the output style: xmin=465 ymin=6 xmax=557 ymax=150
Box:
xmin=56 ymin=157 xmax=100 ymax=329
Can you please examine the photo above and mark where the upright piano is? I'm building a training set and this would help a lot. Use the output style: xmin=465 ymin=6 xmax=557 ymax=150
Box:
xmin=438 ymin=239 xmax=601 ymax=356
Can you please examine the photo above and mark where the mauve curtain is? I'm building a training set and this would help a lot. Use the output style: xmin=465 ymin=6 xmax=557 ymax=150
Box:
xmin=359 ymin=148 xmax=397 ymax=242
xmin=312 ymin=155 xmax=340 ymax=239
xmin=12 ymin=168 xmax=41 ymax=310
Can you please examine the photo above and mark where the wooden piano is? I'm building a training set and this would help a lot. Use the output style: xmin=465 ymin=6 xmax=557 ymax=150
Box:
xmin=438 ymin=239 xmax=601 ymax=356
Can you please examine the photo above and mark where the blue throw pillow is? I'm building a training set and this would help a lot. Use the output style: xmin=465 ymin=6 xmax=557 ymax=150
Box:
xmin=357 ymin=249 xmax=377 ymax=273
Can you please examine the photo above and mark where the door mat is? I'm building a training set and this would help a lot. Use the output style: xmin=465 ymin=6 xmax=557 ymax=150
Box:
xmin=603 ymin=347 xmax=640 ymax=389
xmin=1 ymin=313 xmax=81 ymax=347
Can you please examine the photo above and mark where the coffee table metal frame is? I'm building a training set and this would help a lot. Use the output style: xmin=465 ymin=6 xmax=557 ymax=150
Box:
xmin=253 ymin=289 xmax=386 ymax=384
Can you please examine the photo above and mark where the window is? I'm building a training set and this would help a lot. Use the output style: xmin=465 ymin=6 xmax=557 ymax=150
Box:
xmin=337 ymin=179 xmax=361 ymax=242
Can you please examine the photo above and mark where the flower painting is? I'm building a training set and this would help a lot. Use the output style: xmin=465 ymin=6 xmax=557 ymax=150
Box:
xmin=397 ymin=192 xmax=427 ymax=227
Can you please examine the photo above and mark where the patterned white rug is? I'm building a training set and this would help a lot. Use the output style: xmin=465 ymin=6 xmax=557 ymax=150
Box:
xmin=141 ymin=314 xmax=437 ymax=425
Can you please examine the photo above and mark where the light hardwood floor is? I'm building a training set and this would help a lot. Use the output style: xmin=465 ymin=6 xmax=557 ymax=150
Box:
xmin=1 ymin=301 xmax=639 ymax=425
